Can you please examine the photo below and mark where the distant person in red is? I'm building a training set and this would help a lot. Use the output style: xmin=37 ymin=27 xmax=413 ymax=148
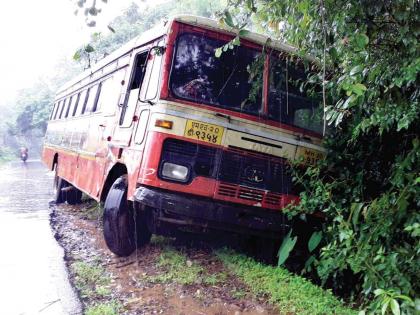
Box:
xmin=20 ymin=146 xmax=28 ymax=162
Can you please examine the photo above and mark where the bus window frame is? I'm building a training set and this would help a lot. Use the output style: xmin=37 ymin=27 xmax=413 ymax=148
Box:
xmin=53 ymin=100 xmax=62 ymax=120
xmin=119 ymin=49 xmax=149 ymax=127
xmin=80 ymin=88 xmax=91 ymax=115
xmin=64 ymin=96 xmax=73 ymax=118
xmin=72 ymin=93 xmax=81 ymax=117
xmin=84 ymin=85 xmax=99 ymax=114
xmin=140 ymin=44 xmax=165 ymax=103
xmin=58 ymin=98 xmax=67 ymax=119
xmin=91 ymin=82 xmax=102 ymax=113
xmin=50 ymin=102 xmax=57 ymax=120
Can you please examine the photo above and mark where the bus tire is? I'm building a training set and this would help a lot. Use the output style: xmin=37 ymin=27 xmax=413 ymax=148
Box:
xmin=66 ymin=188 xmax=83 ymax=205
xmin=103 ymin=175 xmax=136 ymax=256
xmin=54 ymin=175 xmax=68 ymax=204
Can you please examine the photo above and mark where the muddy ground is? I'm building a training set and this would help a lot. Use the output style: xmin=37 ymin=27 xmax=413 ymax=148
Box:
xmin=50 ymin=201 xmax=280 ymax=315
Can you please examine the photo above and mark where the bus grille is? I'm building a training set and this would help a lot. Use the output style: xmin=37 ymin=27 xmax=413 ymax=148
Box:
xmin=160 ymin=139 xmax=292 ymax=194
xmin=217 ymin=149 xmax=292 ymax=194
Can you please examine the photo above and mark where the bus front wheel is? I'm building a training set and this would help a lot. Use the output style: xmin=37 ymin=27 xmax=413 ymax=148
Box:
xmin=103 ymin=175 xmax=150 ymax=256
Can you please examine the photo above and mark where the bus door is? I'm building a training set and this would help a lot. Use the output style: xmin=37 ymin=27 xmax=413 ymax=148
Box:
xmin=112 ymin=50 xmax=149 ymax=145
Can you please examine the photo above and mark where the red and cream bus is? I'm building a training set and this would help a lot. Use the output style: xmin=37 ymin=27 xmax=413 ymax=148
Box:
xmin=42 ymin=15 xmax=325 ymax=257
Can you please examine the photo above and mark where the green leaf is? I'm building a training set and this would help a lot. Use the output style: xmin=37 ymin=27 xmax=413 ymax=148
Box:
xmin=73 ymin=50 xmax=81 ymax=61
xmin=390 ymin=299 xmax=400 ymax=315
xmin=215 ymin=47 xmax=222 ymax=58
xmin=350 ymin=202 xmax=363 ymax=226
xmin=232 ymin=36 xmax=241 ymax=46
xmin=238 ymin=29 xmax=250 ymax=36
xmin=277 ymin=229 xmax=298 ymax=266
xmin=84 ymin=44 xmax=95 ymax=53
xmin=224 ymin=11 xmax=235 ymax=28
xmin=354 ymin=33 xmax=369 ymax=49
xmin=352 ymin=83 xmax=367 ymax=96
xmin=308 ymin=231 xmax=322 ymax=252
xmin=381 ymin=300 xmax=390 ymax=315
xmin=342 ymin=94 xmax=356 ymax=109
xmin=329 ymin=47 xmax=338 ymax=61
xmin=304 ymin=255 xmax=316 ymax=269
xmin=350 ymin=65 xmax=363 ymax=76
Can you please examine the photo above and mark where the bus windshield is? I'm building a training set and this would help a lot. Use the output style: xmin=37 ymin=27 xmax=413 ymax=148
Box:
xmin=170 ymin=33 xmax=263 ymax=116
xmin=170 ymin=32 xmax=323 ymax=134
xmin=268 ymin=57 xmax=323 ymax=134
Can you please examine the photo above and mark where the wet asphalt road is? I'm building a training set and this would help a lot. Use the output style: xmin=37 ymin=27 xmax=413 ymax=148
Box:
xmin=0 ymin=160 xmax=82 ymax=315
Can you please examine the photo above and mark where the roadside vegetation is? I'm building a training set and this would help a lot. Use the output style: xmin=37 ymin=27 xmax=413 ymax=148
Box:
xmin=71 ymin=259 xmax=122 ymax=314
xmin=220 ymin=1 xmax=419 ymax=313
xmin=71 ymin=261 xmax=112 ymax=299
xmin=218 ymin=249 xmax=355 ymax=315
xmin=147 ymin=245 xmax=228 ymax=286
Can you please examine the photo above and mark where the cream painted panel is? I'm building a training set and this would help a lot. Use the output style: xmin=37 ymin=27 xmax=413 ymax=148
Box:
xmin=224 ymin=129 xmax=297 ymax=160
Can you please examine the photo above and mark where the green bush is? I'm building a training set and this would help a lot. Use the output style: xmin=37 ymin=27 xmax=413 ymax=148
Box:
xmin=223 ymin=0 xmax=419 ymax=312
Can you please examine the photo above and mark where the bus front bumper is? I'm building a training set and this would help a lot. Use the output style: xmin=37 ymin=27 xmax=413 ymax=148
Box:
xmin=133 ymin=186 xmax=290 ymax=238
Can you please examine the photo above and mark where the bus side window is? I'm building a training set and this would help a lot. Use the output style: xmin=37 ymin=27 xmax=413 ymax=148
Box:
xmin=65 ymin=96 xmax=73 ymax=118
xmin=141 ymin=48 xmax=163 ymax=101
xmin=95 ymin=77 xmax=119 ymax=114
xmin=72 ymin=93 xmax=81 ymax=117
xmin=92 ymin=82 xmax=102 ymax=113
xmin=120 ymin=52 xmax=148 ymax=126
xmin=50 ymin=103 xmax=57 ymax=120
xmin=85 ymin=85 xmax=99 ymax=113
xmin=81 ymin=88 xmax=91 ymax=115
xmin=59 ymin=99 xmax=67 ymax=119
xmin=53 ymin=101 xmax=61 ymax=120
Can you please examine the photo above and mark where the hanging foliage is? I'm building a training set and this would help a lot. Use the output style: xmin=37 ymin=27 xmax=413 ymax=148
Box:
xmin=223 ymin=0 xmax=420 ymax=313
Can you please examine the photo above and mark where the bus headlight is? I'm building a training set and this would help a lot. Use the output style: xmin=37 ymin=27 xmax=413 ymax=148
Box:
xmin=161 ymin=162 xmax=189 ymax=182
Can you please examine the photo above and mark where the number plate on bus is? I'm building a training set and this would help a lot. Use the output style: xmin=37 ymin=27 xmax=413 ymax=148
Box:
xmin=301 ymin=148 xmax=325 ymax=165
xmin=184 ymin=120 xmax=224 ymax=145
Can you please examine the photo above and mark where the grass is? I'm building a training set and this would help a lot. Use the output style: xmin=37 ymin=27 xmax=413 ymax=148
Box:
xmin=202 ymin=271 xmax=228 ymax=286
xmin=149 ymin=247 xmax=204 ymax=285
xmin=71 ymin=261 xmax=111 ymax=299
xmin=217 ymin=248 xmax=357 ymax=315
xmin=80 ymin=202 xmax=104 ymax=221
xmin=230 ymin=288 xmax=247 ymax=299
xmin=85 ymin=300 xmax=122 ymax=315
xmin=149 ymin=246 xmax=231 ymax=287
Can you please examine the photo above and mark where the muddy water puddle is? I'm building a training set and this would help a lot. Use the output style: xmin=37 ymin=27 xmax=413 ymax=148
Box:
xmin=0 ymin=161 xmax=81 ymax=315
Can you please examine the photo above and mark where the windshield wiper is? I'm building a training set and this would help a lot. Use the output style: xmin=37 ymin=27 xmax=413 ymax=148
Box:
xmin=214 ymin=112 xmax=231 ymax=123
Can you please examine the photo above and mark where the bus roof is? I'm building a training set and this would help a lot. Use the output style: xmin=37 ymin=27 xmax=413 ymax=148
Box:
xmin=57 ymin=14 xmax=308 ymax=96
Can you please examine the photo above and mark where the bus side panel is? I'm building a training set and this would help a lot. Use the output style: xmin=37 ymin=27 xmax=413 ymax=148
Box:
xmin=73 ymin=118 xmax=92 ymax=194
xmin=41 ymin=145 xmax=56 ymax=170
xmin=86 ymin=111 xmax=121 ymax=198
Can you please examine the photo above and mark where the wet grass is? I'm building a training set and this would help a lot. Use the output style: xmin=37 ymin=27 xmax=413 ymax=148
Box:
xmin=79 ymin=202 xmax=104 ymax=221
xmin=147 ymin=245 xmax=229 ymax=287
xmin=149 ymin=247 xmax=204 ymax=285
xmin=217 ymin=248 xmax=356 ymax=315
xmin=202 ymin=271 xmax=228 ymax=285
xmin=85 ymin=300 xmax=122 ymax=315
xmin=71 ymin=261 xmax=111 ymax=299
